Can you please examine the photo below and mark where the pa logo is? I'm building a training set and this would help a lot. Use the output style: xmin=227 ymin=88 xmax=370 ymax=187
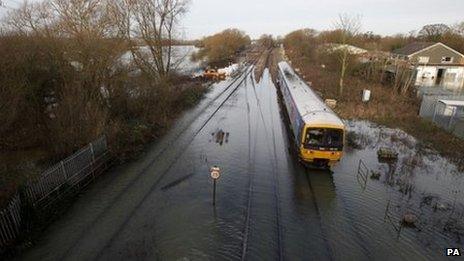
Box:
xmin=446 ymin=248 xmax=461 ymax=256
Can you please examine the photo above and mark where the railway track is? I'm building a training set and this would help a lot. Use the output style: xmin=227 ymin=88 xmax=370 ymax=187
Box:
xmin=61 ymin=49 xmax=266 ymax=261
xmin=303 ymin=168 xmax=335 ymax=261
xmin=273 ymin=56 xmax=372 ymax=260
xmin=272 ymin=61 xmax=335 ymax=260
xmin=268 ymin=73 xmax=284 ymax=261
xmin=241 ymin=52 xmax=284 ymax=260
xmin=241 ymin=66 xmax=254 ymax=261
xmin=270 ymin=57 xmax=337 ymax=260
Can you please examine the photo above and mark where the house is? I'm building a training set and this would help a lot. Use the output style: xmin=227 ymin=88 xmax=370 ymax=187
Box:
xmin=392 ymin=42 xmax=464 ymax=90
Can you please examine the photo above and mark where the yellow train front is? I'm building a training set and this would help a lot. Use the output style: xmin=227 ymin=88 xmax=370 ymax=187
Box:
xmin=277 ymin=61 xmax=345 ymax=168
xmin=299 ymin=124 xmax=345 ymax=167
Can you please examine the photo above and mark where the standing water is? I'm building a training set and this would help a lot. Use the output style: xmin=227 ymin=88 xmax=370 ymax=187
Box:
xmin=21 ymin=68 xmax=464 ymax=261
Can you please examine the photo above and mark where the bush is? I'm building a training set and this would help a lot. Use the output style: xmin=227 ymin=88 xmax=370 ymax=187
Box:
xmin=283 ymin=29 xmax=318 ymax=63
xmin=195 ymin=29 xmax=251 ymax=67
xmin=177 ymin=84 xmax=208 ymax=109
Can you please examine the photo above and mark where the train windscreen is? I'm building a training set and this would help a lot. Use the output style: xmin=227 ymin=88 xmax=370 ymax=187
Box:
xmin=303 ymin=128 xmax=343 ymax=150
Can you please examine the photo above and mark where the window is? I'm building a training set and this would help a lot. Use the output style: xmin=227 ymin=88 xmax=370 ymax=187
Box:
xmin=444 ymin=73 xmax=457 ymax=82
xmin=418 ymin=56 xmax=430 ymax=63
xmin=304 ymin=128 xmax=343 ymax=150
xmin=441 ymin=57 xmax=453 ymax=63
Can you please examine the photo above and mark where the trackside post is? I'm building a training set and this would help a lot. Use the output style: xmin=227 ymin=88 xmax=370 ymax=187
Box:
xmin=210 ymin=166 xmax=221 ymax=206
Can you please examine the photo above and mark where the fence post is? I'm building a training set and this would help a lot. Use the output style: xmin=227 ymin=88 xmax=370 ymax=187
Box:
xmin=61 ymin=161 xmax=67 ymax=180
xmin=448 ymin=107 xmax=456 ymax=129
xmin=90 ymin=143 xmax=96 ymax=161
xmin=89 ymin=143 xmax=96 ymax=179
xmin=432 ymin=101 xmax=438 ymax=122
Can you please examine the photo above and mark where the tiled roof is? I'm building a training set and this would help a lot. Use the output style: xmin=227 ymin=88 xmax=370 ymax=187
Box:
xmin=392 ymin=42 xmax=436 ymax=56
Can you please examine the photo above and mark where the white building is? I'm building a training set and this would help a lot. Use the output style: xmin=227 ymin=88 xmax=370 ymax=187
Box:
xmin=392 ymin=42 xmax=464 ymax=91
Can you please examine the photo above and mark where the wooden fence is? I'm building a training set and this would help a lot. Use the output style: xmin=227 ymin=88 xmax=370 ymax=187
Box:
xmin=0 ymin=136 xmax=111 ymax=251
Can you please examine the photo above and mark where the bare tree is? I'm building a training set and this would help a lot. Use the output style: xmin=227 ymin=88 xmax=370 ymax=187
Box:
xmin=333 ymin=13 xmax=361 ymax=96
xmin=5 ymin=0 xmax=56 ymax=36
xmin=418 ymin=23 xmax=450 ymax=42
xmin=111 ymin=0 xmax=190 ymax=79
xmin=452 ymin=21 xmax=464 ymax=36
xmin=51 ymin=0 xmax=115 ymax=38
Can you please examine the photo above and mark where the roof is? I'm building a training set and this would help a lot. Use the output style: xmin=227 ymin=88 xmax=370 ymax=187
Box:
xmin=439 ymin=100 xmax=464 ymax=107
xmin=324 ymin=43 xmax=368 ymax=55
xmin=392 ymin=42 xmax=464 ymax=58
xmin=278 ymin=62 xmax=344 ymax=127
xmin=392 ymin=42 xmax=436 ymax=56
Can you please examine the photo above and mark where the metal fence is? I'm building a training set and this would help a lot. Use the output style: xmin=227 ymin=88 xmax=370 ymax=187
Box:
xmin=0 ymin=194 xmax=21 ymax=250
xmin=416 ymin=86 xmax=461 ymax=100
xmin=0 ymin=136 xmax=111 ymax=250
xmin=419 ymin=95 xmax=464 ymax=118
xmin=419 ymin=95 xmax=464 ymax=139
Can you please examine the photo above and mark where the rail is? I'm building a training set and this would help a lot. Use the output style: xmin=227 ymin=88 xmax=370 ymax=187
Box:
xmin=357 ymin=158 xmax=369 ymax=191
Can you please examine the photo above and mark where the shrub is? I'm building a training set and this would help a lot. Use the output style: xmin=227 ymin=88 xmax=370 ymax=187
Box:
xmin=195 ymin=29 xmax=251 ymax=67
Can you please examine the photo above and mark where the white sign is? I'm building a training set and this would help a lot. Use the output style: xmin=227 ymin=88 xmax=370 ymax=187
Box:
xmin=210 ymin=166 xmax=221 ymax=180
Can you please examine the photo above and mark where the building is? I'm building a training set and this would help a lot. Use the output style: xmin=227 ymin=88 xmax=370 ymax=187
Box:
xmin=392 ymin=42 xmax=464 ymax=90
xmin=323 ymin=43 xmax=368 ymax=55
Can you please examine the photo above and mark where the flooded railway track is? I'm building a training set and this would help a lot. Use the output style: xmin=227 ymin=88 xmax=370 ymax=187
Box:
xmin=92 ymin=53 xmax=267 ymax=259
xmin=241 ymin=61 xmax=283 ymax=260
xmin=21 ymin=48 xmax=464 ymax=261
xmin=36 ymin=50 xmax=267 ymax=261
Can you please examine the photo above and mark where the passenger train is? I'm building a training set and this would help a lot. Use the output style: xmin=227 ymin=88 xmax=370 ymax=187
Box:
xmin=277 ymin=61 xmax=345 ymax=168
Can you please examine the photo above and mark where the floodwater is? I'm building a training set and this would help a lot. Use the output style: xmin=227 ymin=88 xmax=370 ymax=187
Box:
xmin=20 ymin=66 xmax=464 ymax=260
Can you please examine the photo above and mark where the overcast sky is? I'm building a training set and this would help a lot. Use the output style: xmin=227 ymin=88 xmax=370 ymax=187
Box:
xmin=2 ymin=0 xmax=463 ymax=39
xmin=182 ymin=0 xmax=463 ymax=39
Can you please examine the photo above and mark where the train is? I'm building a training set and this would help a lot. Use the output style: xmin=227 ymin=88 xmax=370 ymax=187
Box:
xmin=277 ymin=61 xmax=345 ymax=168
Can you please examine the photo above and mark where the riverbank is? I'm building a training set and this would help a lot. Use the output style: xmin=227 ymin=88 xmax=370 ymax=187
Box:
xmin=283 ymin=46 xmax=464 ymax=169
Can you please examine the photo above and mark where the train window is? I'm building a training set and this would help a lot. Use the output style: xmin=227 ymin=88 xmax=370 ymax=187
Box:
xmin=304 ymin=128 xmax=343 ymax=150
xmin=306 ymin=129 xmax=324 ymax=147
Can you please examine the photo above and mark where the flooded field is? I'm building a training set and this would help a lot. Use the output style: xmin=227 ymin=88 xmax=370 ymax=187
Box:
xmin=343 ymin=121 xmax=464 ymax=253
xmin=21 ymin=66 xmax=464 ymax=260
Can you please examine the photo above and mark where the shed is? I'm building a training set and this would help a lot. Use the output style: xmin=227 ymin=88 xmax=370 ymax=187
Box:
xmin=432 ymin=99 xmax=464 ymax=130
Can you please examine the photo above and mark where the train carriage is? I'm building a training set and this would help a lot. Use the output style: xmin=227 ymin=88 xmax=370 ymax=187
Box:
xmin=277 ymin=61 xmax=345 ymax=168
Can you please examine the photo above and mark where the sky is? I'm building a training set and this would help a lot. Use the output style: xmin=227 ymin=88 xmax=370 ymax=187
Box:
xmin=2 ymin=0 xmax=463 ymax=39
xmin=182 ymin=0 xmax=463 ymax=39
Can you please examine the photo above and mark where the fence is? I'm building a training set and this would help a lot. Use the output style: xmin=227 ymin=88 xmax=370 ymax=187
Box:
xmin=419 ymin=95 xmax=464 ymax=139
xmin=0 ymin=194 xmax=21 ymax=250
xmin=416 ymin=86 xmax=461 ymax=100
xmin=0 ymin=136 xmax=111 ymax=251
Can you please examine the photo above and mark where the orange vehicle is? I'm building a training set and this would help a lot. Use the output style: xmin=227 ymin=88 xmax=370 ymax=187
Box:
xmin=203 ymin=69 xmax=226 ymax=80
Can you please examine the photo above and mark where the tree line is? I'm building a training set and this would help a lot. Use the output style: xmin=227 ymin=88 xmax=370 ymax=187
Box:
xmin=0 ymin=0 xmax=198 ymax=173
xmin=283 ymin=19 xmax=464 ymax=96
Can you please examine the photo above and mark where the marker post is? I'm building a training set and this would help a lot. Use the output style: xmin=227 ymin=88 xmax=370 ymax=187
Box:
xmin=210 ymin=166 xmax=221 ymax=206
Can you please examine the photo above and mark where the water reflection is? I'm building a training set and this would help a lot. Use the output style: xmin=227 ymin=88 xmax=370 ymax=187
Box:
xmin=346 ymin=120 xmax=464 ymax=248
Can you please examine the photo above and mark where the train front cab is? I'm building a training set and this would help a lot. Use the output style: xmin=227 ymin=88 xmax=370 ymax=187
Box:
xmin=298 ymin=124 xmax=345 ymax=168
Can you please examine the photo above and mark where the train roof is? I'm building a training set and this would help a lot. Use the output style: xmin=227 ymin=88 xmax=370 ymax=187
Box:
xmin=278 ymin=61 xmax=344 ymax=127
